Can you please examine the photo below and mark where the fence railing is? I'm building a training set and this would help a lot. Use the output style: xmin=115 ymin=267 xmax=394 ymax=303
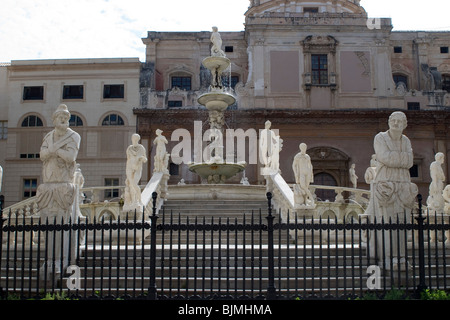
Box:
xmin=1 ymin=192 xmax=449 ymax=300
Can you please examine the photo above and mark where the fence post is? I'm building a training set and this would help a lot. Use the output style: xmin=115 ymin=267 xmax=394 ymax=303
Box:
xmin=147 ymin=192 xmax=159 ymax=300
xmin=414 ymin=194 xmax=427 ymax=298
xmin=266 ymin=192 xmax=276 ymax=300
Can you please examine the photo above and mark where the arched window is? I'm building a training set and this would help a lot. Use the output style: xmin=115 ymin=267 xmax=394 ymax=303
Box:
xmin=21 ymin=115 xmax=43 ymax=127
xmin=70 ymin=114 xmax=83 ymax=127
xmin=314 ymin=172 xmax=337 ymax=202
xmin=393 ymin=74 xmax=408 ymax=90
xmin=102 ymin=114 xmax=124 ymax=126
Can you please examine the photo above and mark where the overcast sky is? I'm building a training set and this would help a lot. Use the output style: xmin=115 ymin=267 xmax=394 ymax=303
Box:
xmin=1 ymin=0 xmax=449 ymax=62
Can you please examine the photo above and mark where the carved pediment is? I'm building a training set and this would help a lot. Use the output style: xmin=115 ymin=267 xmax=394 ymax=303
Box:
xmin=309 ymin=146 xmax=349 ymax=161
xmin=302 ymin=35 xmax=338 ymax=53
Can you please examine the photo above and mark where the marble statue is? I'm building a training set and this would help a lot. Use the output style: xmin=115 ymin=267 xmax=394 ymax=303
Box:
xmin=366 ymin=111 xmax=418 ymax=270
xmin=37 ymin=104 xmax=81 ymax=220
xmin=364 ymin=154 xmax=378 ymax=184
xmin=292 ymin=143 xmax=315 ymax=208
xmin=270 ymin=135 xmax=283 ymax=173
xmin=123 ymin=133 xmax=148 ymax=213
xmin=443 ymin=185 xmax=450 ymax=215
xmin=73 ymin=164 xmax=86 ymax=245
xmin=210 ymin=26 xmax=225 ymax=57
xmin=427 ymin=152 xmax=446 ymax=213
xmin=36 ymin=104 xmax=81 ymax=275
xmin=260 ymin=120 xmax=280 ymax=175
xmin=349 ymin=163 xmax=358 ymax=189
xmin=73 ymin=164 xmax=85 ymax=219
xmin=153 ymin=129 xmax=170 ymax=173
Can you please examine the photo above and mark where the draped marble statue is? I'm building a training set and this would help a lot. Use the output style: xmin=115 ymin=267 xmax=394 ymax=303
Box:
xmin=349 ymin=163 xmax=358 ymax=189
xmin=123 ymin=133 xmax=148 ymax=214
xmin=365 ymin=111 xmax=418 ymax=270
xmin=427 ymin=152 xmax=446 ymax=213
xmin=153 ymin=129 xmax=170 ymax=173
xmin=36 ymin=104 xmax=81 ymax=275
xmin=292 ymin=143 xmax=315 ymax=208
xmin=260 ymin=120 xmax=281 ymax=175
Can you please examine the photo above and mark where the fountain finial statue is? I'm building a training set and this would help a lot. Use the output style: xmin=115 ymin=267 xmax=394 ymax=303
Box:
xmin=211 ymin=26 xmax=225 ymax=57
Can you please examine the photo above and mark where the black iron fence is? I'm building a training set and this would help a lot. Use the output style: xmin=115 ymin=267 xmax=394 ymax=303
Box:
xmin=1 ymin=192 xmax=449 ymax=300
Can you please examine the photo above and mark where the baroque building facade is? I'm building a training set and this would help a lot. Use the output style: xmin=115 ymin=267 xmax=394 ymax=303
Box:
xmin=1 ymin=0 xmax=450 ymax=206
xmin=135 ymin=0 xmax=450 ymax=200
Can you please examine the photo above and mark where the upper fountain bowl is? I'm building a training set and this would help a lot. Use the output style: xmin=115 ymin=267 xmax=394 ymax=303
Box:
xmin=202 ymin=56 xmax=230 ymax=75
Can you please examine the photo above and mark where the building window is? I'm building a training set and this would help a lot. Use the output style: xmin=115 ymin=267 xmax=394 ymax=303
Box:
xmin=225 ymin=46 xmax=234 ymax=53
xmin=169 ymin=163 xmax=179 ymax=176
xmin=0 ymin=121 xmax=7 ymax=140
xmin=313 ymin=172 xmax=337 ymax=202
xmin=168 ymin=100 xmax=183 ymax=108
xmin=442 ymin=74 xmax=450 ymax=92
xmin=304 ymin=7 xmax=319 ymax=13
xmin=23 ymin=178 xmax=38 ymax=199
xmin=394 ymin=46 xmax=403 ymax=53
xmin=63 ymin=85 xmax=84 ymax=100
xmin=23 ymin=86 xmax=44 ymax=101
xmin=104 ymin=178 xmax=119 ymax=199
xmin=20 ymin=153 xmax=40 ymax=159
xmin=311 ymin=54 xmax=328 ymax=85
xmin=410 ymin=164 xmax=419 ymax=178
xmin=441 ymin=47 xmax=449 ymax=54
xmin=407 ymin=102 xmax=420 ymax=110
xmin=171 ymin=77 xmax=191 ymax=91
xmin=393 ymin=74 xmax=408 ymax=90
xmin=70 ymin=114 xmax=83 ymax=126
xmin=222 ymin=75 xmax=239 ymax=89
xmin=21 ymin=115 xmax=43 ymax=127
xmin=103 ymin=84 xmax=124 ymax=99
xmin=102 ymin=114 xmax=124 ymax=126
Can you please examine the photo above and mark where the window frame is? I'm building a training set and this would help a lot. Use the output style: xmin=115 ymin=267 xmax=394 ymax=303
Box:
xmin=0 ymin=121 xmax=7 ymax=140
xmin=69 ymin=114 xmax=84 ymax=127
xmin=103 ymin=84 xmax=125 ymax=100
xmin=62 ymin=84 xmax=84 ymax=100
xmin=171 ymin=76 xmax=192 ymax=91
xmin=21 ymin=115 xmax=44 ymax=127
xmin=23 ymin=86 xmax=44 ymax=101
xmin=101 ymin=114 xmax=125 ymax=126
xmin=104 ymin=177 xmax=120 ymax=199
xmin=311 ymin=54 xmax=329 ymax=85
xmin=442 ymin=74 xmax=450 ymax=92
xmin=22 ymin=178 xmax=38 ymax=199
xmin=393 ymin=74 xmax=408 ymax=90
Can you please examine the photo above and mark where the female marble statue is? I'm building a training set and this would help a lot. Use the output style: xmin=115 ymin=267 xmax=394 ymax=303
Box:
xmin=153 ymin=129 xmax=169 ymax=173
xmin=349 ymin=163 xmax=358 ymax=188
xmin=427 ymin=152 xmax=445 ymax=213
xmin=124 ymin=133 xmax=148 ymax=212
xmin=210 ymin=26 xmax=225 ymax=57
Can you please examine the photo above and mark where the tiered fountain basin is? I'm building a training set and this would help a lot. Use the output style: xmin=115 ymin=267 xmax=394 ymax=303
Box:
xmin=188 ymin=161 xmax=246 ymax=183
xmin=197 ymin=91 xmax=236 ymax=111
